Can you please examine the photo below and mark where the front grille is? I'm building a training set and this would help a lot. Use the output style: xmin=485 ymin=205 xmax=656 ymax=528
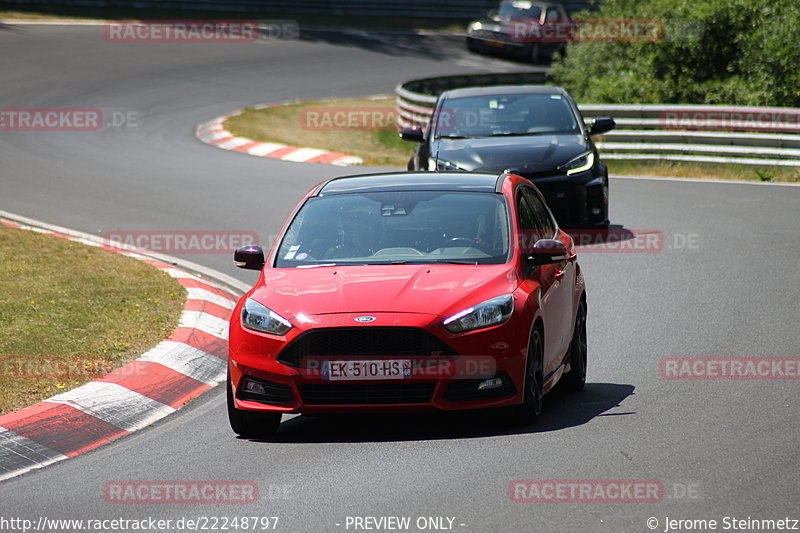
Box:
xmin=277 ymin=327 xmax=458 ymax=367
xmin=301 ymin=383 xmax=435 ymax=405
xmin=237 ymin=378 xmax=294 ymax=405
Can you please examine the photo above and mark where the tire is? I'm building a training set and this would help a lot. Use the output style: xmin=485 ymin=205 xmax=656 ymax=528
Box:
xmin=512 ymin=327 xmax=544 ymax=425
xmin=227 ymin=370 xmax=282 ymax=438
xmin=562 ymin=299 xmax=587 ymax=392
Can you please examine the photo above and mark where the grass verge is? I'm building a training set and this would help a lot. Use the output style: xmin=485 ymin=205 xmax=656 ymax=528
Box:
xmin=225 ymin=96 xmax=800 ymax=183
xmin=0 ymin=223 xmax=186 ymax=415
xmin=605 ymin=160 xmax=800 ymax=183
xmin=225 ymin=97 xmax=412 ymax=167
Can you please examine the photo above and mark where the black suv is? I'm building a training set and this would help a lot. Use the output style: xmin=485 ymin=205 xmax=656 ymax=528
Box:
xmin=401 ymin=85 xmax=615 ymax=228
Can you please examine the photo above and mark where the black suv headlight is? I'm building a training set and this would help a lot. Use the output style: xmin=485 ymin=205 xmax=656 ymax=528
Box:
xmin=559 ymin=151 xmax=595 ymax=176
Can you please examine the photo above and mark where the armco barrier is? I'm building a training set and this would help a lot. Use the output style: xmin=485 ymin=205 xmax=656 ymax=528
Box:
xmin=396 ymin=75 xmax=800 ymax=167
xmin=1 ymin=0 xmax=595 ymax=18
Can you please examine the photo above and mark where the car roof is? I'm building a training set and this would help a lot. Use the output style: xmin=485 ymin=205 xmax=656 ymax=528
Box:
xmin=500 ymin=0 xmax=561 ymax=5
xmin=317 ymin=172 xmax=505 ymax=196
xmin=441 ymin=85 xmax=566 ymax=99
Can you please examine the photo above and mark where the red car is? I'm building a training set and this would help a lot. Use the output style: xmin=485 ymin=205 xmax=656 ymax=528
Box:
xmin=227 ymin=172 xmax=587 ymax=437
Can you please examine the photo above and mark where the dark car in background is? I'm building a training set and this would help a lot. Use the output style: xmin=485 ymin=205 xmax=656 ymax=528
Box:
xmin=401 ymin=85 xmax=615 ymax=228
xmin=466 ymin=0 xmax=570 ymax=63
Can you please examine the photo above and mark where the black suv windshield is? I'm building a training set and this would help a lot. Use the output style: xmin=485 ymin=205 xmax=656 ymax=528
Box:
xmin=275 ymin=191 xmax=509 ymax=267
xmin=435 ymin=92 xmax=579 ymax=139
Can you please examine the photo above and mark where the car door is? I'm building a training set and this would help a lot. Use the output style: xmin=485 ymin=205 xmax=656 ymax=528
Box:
xmin=521 ymin=186 xmax=575 ymax=374
xmin=516 ymin=188 xmax=562 ymax=376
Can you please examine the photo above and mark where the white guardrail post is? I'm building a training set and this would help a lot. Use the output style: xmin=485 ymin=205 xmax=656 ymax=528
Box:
xmin=396 ymin=76 xmax=800 ymax=167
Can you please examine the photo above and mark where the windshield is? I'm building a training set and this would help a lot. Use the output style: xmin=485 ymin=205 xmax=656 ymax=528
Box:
xmin=498 ymin=1 xmax=541 ymax=20
xmin=275 ymin=191 xmax=509 ymax=267
xmin=435 ymin=92 xmax=579 ymax=138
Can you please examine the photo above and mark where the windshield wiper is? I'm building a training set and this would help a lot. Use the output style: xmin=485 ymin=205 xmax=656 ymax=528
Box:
xmin=486 ymin=132 xmax=541 ymax=137
xmin=296 ymin=263 xmax=337 ymax=268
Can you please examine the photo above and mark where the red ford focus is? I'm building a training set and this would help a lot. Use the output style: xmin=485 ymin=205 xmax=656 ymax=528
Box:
xmin=227 ymin=172 xmax=587 ymax=437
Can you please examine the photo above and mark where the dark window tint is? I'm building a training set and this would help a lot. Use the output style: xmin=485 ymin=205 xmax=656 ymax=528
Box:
xmin=521 ymin=187 xmax=556 ymax=238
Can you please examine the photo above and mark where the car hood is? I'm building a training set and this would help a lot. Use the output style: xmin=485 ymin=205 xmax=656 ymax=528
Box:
xmin=250 ymin=264 xmax=520 ymax=319
xmin=433 ymin=133 xmax=587 ymax=174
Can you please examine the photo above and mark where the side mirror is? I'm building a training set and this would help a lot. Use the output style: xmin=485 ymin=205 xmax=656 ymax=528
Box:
xmin=233 ymin=245 xmax=265 ymax=271
xmin=527 ymin=239 xmax=568 ymax=267
xmin=400 ymin=127 xmax=424 ymax=143
xmin=589 ymin=117 xmax=616 ymax=136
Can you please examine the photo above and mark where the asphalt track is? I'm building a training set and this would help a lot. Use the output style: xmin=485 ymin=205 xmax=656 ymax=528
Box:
xmin=1 ymin=24 xmax=799 ymax=533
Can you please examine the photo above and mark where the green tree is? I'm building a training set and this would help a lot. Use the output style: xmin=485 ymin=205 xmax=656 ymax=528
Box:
xmin=551 ymin=0 xmax=800 ymax=106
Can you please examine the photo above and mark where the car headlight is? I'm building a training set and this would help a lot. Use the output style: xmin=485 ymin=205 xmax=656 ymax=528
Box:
xmin=428 ymin=158 xmax=467 ymax=171
xmin=241 ymin=298 xmax=292 ymax=336
xmin=443 ymin=294 xmax=514 ymax=333
xmin=560 ymin=151 xmax=595 ymax=176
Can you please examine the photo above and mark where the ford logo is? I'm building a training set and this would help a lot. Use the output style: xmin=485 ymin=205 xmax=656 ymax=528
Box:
xmin=354 ymin=316 xmax=376 ymax=323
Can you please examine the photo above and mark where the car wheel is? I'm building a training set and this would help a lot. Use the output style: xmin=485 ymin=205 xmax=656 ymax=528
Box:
xmin=512 ymin=327 xmax=544 ymax=425
xmin=563 ymin=299 xmax=587 ymax=391
xmin=227 ymin=369 xmax=282 ymax=438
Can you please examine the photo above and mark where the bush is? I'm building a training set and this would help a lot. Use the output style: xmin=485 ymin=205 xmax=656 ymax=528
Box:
xmin=551 ymin=0 xmax=800 ymax=106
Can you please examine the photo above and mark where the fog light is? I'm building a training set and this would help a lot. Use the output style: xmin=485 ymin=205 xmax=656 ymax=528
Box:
xmin=591 ymin=207 xmax=601 ymax=215
xmin=477 ymin=377 xmax=503 ymax=391
xmin=243 ymin=379 xmax=267 ymax=395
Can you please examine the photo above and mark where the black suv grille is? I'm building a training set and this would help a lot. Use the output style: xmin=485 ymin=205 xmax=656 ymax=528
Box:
xmin=277 ymin=327 xmax=458 ymax=367
xmin=301 ymin=383 xmax=435 ymax=405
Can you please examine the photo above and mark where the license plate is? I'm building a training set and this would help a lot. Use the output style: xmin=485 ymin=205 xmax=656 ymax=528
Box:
xmin=322 ymin=360 xmax=412 ymax=381
xmin=485 ymin=40 xmax=505 ymax=47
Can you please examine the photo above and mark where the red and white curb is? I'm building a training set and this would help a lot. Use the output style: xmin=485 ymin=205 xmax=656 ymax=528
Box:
xmin=0 ymin=215 xmax=244 ymax=482
xmin=195 ymin=110 xmax=363 ymax=166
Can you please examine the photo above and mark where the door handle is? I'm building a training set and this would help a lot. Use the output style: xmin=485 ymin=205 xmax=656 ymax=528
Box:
xmin=554 ymin=268 xmax=565 ymax=281
xmin=567 ymin=252 xmax=577 ymax=263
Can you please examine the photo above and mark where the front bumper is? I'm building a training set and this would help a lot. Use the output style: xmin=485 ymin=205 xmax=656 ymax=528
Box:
xmin=229 ymin=311 xmax=528 ymax=414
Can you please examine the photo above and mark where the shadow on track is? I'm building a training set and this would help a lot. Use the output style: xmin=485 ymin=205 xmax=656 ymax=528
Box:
xmin=244 ymin=382 xmax=635 ymax=443
xmin=565 ymin=225 xmax=639 ymax=245
xmin=297 ymin=29 xmax=541 ymax=68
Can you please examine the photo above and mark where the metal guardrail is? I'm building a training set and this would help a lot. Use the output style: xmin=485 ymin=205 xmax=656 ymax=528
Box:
xmin=1 ymin=0 xmax=596 ymax=18
xmin=396 ymin=76 xmax=800 ymax=167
